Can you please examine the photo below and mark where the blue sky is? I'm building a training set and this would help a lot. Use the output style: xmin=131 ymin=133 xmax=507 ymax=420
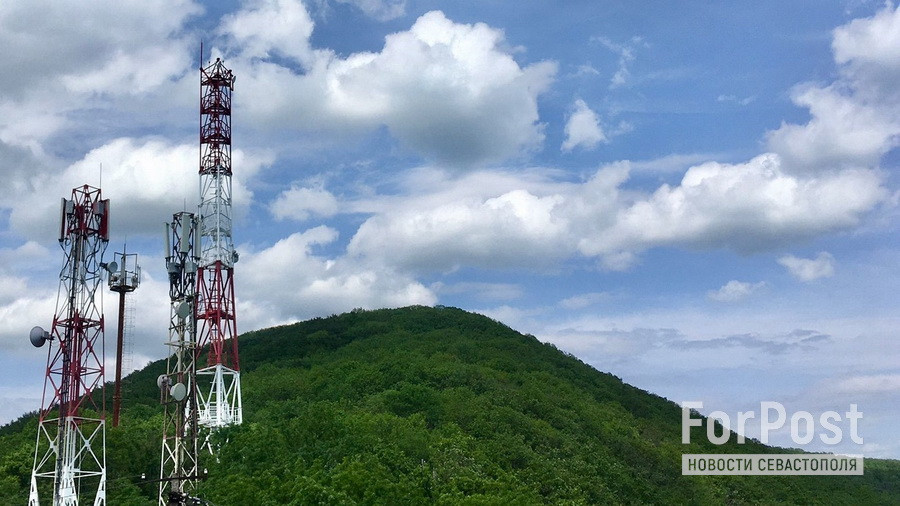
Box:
xmin=0 ymin=0 xmax=898 ymax=459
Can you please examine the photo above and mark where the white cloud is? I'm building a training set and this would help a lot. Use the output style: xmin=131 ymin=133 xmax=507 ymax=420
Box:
xmin=561 ymin=99 xmax=607 ymax=152
xmin=767 ymin=84 xmax=897 ymax=171
xmin=593 ymin=35 xmax=645 ymax=89
xmin=7 ymin=138 xmax=272 ymax=241
xmin=707 ymin=280 xmax=766 ymax=302
xmin=224 ymin=8 xmax=557 ymax=165
xmin=717 ymin=94 xmax=755 ymax=106
xmin=830 ymin=374 xmax=900 ymax=395
xmin=333 ymin=0 xmax=406 ymax=21
xmin=0 ymin=0 xmax=201 ymax=150
xmin=0 ymin=0 xmax=200 ymax=98
xmin=346 ymin=154 xmax=885 ymax=274
xmin=348 ymin=184 xmax=570 ymax=272
xmin=579 ymin=155 xmax=885 ymax=260
xmin=572 ymin=64 xmax=601 ymax=77
xmin=778 ymin=252 xmax=836 ymax=282
xmin=628 ymin=152 xmax=721 ymax=174
xmin=0 ymin=293 xmax=57 ymax=353
xmin=220 ymin=0 xmax=316 ymax=66
xmin=239 ymin=226 xmax=436 ymax=324
xmin=832 ymin=4 xmax=900 ymax=84
xmin=431 ymin=281 xmax=522 ymax=302
xmin=558 ymin=292 xmax=611 ymax=310
xmin=270 ymin=185 xmax=339 ymax=221
xmin=767 ymin=4 xmax=900 ymax=172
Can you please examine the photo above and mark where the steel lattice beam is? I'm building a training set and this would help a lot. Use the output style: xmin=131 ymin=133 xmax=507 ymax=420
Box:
xmin=30 ymin=184 xmax=109 ymax=506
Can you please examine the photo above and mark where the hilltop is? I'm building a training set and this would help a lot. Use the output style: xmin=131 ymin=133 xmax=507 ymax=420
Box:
xmin=1 ymin=306 xmax=898 ymax=504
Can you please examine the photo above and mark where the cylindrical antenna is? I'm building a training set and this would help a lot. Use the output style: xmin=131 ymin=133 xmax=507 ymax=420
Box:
xmin=164 ymin=223 xmax=171 ymax=260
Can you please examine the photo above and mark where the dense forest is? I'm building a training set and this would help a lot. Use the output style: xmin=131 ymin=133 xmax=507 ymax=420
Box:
xmin=1 ymin=306 xmax=898 ymax=504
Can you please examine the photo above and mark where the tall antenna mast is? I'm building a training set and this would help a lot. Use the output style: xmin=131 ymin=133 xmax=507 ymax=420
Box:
xmin=196 ymin=57 xmax=242 ymax=431
xmin=158 ymin=213 xmax=201 ymax=505
xmin=29 ymin=184 xmax=110 ymax=505
xmin=106 ymin=247 xmax=141 ymax=428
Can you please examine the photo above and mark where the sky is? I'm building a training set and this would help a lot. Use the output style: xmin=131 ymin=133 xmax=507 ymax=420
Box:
xmin=0 ymin=0 xmax=898 ymax=459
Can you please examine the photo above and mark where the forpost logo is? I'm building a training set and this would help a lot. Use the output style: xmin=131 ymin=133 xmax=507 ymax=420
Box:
xmin=680 ymin=401 xmax=864 ymax=476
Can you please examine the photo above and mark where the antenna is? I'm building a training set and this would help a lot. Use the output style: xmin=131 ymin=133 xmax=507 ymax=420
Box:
xmin=158 ymin=53 xmax=242 ymax=506
xmin=106 ymin=248 xmax=141 ymax=428
xmin=159 ymin=212 xmax=201 ymax=504
xmin=29 ymin=184 xmax=109 ymax=505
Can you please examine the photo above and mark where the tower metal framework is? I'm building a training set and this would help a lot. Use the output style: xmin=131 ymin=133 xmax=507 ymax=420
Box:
xmin=107 ymin=249 xmax=140 ymax=428
xmin=196 ymin=58 xmax=242 ymax=429
xmin=29 ymin=184 xmax=109 ymax=506
xmin=159 ymin=213 xmax=202 ymax=505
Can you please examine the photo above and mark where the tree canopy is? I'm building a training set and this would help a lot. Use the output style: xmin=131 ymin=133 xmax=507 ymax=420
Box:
xmin=1 ymin=306 xmax=898 ymax=504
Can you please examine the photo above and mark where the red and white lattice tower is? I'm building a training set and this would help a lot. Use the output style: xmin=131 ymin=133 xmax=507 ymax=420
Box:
xmin=29 ymin=184 xmax=110 ymax=506
xmin=196 ymin=58 xmax=242 ymax=429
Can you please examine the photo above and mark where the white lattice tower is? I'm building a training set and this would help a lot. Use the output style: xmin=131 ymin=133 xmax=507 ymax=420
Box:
xmin=159 ymin=212 xmax=202 ymax=505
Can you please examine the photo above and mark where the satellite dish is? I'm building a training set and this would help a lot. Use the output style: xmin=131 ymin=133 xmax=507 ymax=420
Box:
xmin=29 ymin=326 xmax=49 ymax=348
xmin=107 ymin=261 xmax=118 ymax=273
xmin=157 ymin=375 xmax=170 ymax=390
xmin=176 ymin=301 xmax=191 ymax=319
xmin=170 ymin=382 xmax=187 ymax=402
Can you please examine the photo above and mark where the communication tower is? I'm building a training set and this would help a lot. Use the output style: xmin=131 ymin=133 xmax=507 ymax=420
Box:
xmin=29 ymin=184 xmax=109 ymax=506
xmin=196 ymin=58 xmax=242 ymax=429
xmin=159 ymin=213 xmax=202 ymax=505
xmin=106 ymin=248 xmax=141 ymax=428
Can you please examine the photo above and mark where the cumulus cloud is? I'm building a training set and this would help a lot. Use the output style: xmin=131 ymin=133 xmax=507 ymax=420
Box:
xmin=0 ymin=0 xmax=199 ymax=98
xmin=561 ymin=99 xmax=606 ymax=151
xmin=220 ymin=0 xmax=316 ymax=66
xmin=832 ymin=4 xmax=900 ymax=92
xmin=223 ymin=7 xmax=556 ymax=165
xmin=7 ymin=137 xmax=272 ymax=240
xmin=778 ymin=252 xmax=836 ymax=282
xmin=707 ymin=280 xmax=766 ymax=302
xmin=346 ymin=154 xmax=885 ymax=273
xmin=0 ymin=0 xmax=200 ymax=150
xmin=579 ymin=155 xmax=885 ymax=261
xmin=348 ymin=184 xmax=570 ymax=272
xmin=767 ymin=4 xmax=900 ymax=172
xmin=239 ymin=226 xmax=436 ymax=323
xmin=269 ymin=185 xmax=339 ymax=221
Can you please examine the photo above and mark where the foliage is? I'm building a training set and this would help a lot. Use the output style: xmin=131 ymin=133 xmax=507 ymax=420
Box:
xmin=1 ymin=306 xmax=898 ymax=504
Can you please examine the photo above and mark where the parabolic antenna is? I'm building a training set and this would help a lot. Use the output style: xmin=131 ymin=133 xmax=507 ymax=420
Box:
xmin=170 ymin=382 xmax=187 ymax=402
xmin=106 ymin=261 xmax=118 ymax=273
xmin=176 ymin=301 xmax=191 ymax=319
xmin=29 ymin=326 xmax=49 ymax=348
xmin=157 ymin=375 xmax=170 ymax=390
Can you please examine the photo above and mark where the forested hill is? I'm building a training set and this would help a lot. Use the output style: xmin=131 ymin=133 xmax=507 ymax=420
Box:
xmin=1 ymin=306 xmax=898 ymax=504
